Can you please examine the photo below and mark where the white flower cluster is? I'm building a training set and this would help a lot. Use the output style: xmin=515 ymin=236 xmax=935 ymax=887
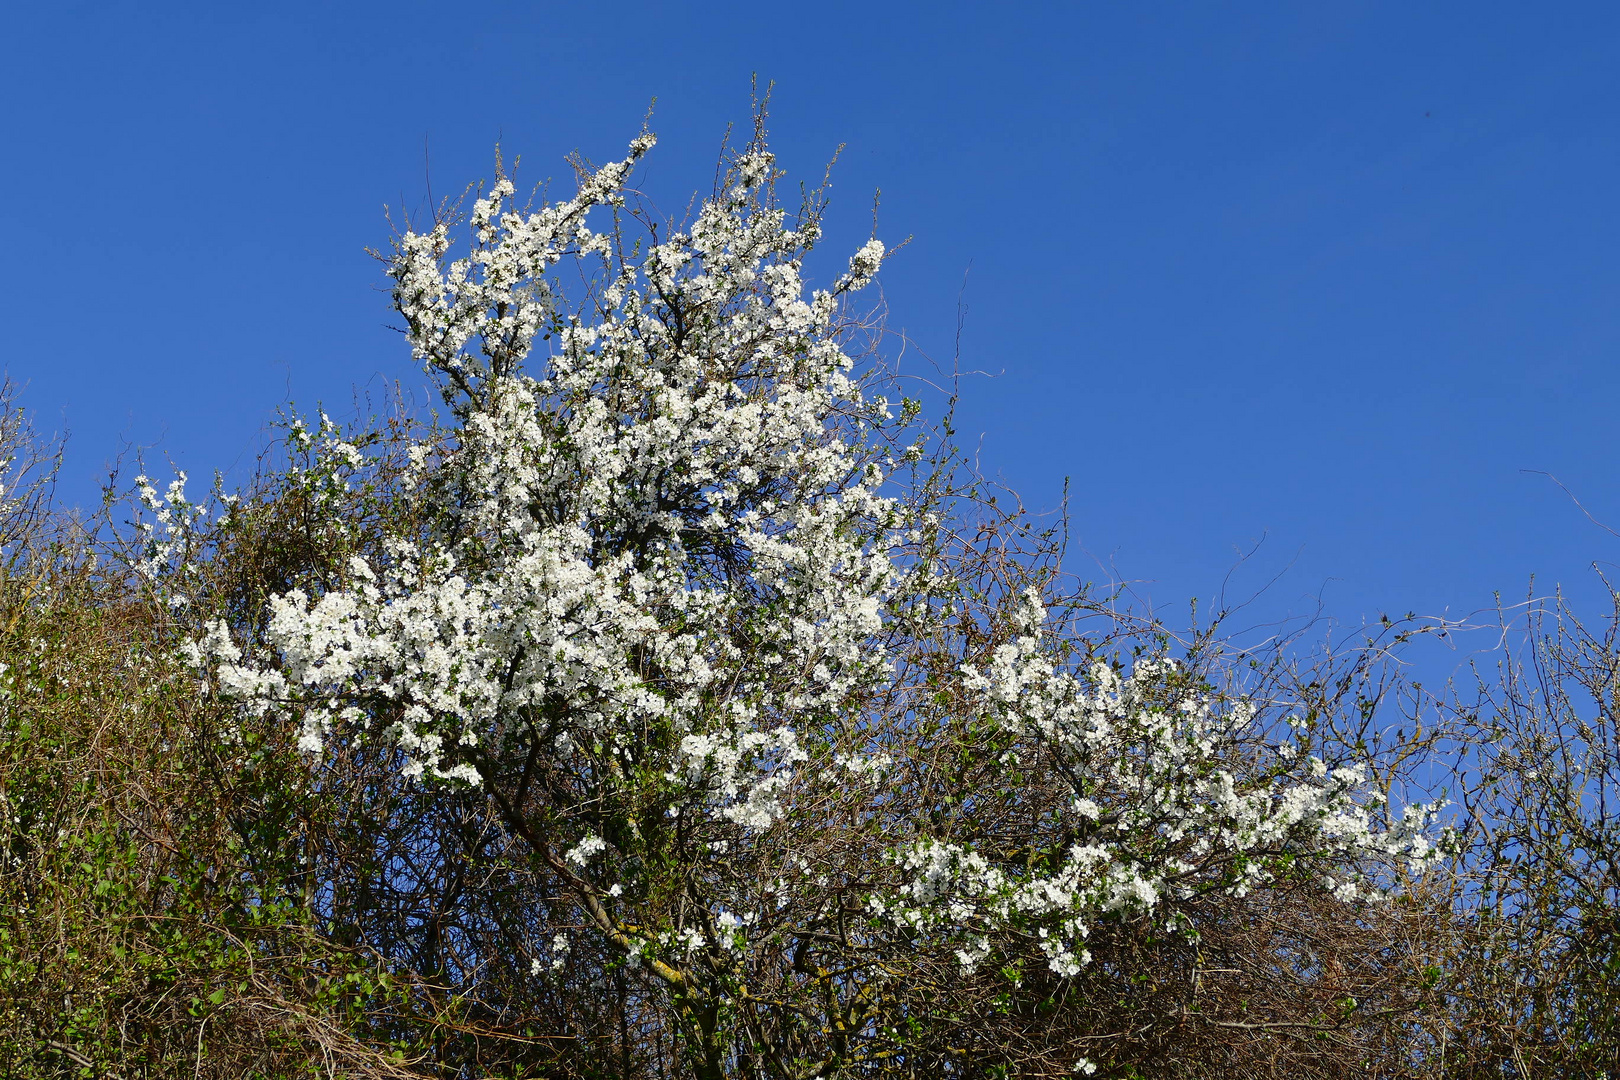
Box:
xmin=196 ymin=132 xmax=900 ymax=844
xmin=132 ymin=471 xmax=206 ymax=585
xmin=874 ymin=590 xmax=1446 ymax=976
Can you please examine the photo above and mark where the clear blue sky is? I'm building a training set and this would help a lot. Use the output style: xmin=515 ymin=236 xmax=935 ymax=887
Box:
xmin=6 ymin=1 xmax=1620 ymax=655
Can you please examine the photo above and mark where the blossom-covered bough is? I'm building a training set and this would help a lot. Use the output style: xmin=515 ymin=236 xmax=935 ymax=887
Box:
xmin=163 ymin=115 xmax=1446 ymax=1078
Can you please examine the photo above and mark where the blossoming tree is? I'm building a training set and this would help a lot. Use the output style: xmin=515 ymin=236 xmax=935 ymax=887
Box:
xmin=164 ymin=114 xmax=1443 ymax=1078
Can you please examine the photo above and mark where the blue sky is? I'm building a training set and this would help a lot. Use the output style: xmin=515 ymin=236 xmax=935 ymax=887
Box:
xmin=5 ymin=1 xmax=1619 ymax=657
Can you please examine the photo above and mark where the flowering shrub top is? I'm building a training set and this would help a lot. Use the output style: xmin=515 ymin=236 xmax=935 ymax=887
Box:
xmin=160 ymin=124 xmax=1443 ymax=1078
